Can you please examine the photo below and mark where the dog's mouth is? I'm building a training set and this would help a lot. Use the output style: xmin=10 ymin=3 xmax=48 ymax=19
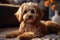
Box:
xmin=27 ymin=15 xmax=34 ymax=20
xmin=26 ymin=17 xmax=35 ymax=21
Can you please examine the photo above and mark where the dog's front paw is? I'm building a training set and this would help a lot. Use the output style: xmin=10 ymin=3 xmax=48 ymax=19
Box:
xmin=17 ymin=32 xmax=35 ymax=40
xmin=4 ymin=34 xmax=15 ymax=38
xmin=4 ymin=31 xmax=20 ymax=38
xmin=17 ymin=35 xmax=31 ymax=40
xmin=4 ymin=32 xmax=17 ymax=38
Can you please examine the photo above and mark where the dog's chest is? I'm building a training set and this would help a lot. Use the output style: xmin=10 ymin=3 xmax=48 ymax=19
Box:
xmin=24 ymin=23 xmax=41 ymax=33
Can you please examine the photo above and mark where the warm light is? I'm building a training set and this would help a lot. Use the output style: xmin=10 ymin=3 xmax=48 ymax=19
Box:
xmin=44 ymin=1 xmax=50 ymax=7
xmin=46 ymin=0 xmax=49 ymax=1
xmin=51 ymin=4 xmax=56 ymax=11
xmin=50 ymin=0 xmax=55 ymax=3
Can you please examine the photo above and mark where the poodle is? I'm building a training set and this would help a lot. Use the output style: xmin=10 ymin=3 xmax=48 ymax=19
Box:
xmin=4 ymin=2 xmax=60 ymax=40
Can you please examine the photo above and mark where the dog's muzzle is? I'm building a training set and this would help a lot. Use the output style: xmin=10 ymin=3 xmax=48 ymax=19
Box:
xmin=23 ymin=14 xmax=36 ymax=23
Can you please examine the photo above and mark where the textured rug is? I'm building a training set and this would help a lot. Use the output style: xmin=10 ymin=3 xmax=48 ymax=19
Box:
xmin=0 ymin=27 xmax=60 ymax=40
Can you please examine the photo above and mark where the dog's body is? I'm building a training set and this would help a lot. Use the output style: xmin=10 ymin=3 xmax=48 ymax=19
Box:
xmin=4 ymin=2 xmax=60 ymax=40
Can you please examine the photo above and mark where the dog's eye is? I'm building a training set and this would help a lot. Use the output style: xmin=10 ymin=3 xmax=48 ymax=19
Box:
xmin=23 ymin=10 xmax=27 ymax=14
xmin=31 ymin=9 xmax=35 ymax=13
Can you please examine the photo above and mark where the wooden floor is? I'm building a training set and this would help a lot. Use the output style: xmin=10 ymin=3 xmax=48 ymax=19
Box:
xmin=0 ymin=27 xmax=60 ymax=40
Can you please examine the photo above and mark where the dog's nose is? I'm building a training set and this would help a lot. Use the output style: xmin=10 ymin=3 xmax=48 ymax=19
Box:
xmin=28 ymin=15 xmax=33 ymax=19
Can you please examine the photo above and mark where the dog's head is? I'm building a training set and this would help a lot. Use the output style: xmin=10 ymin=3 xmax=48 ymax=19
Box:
xmin=15 ymin=2 xmax=44 ymax=23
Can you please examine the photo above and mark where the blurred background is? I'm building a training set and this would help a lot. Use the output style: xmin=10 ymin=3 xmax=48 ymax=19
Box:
xmin=0 ymin=1 xmax=60 ymax=40
xmin=0 ymin=0 xmax=60 ymax=27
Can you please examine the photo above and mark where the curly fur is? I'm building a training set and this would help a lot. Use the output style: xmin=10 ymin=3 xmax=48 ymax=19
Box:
xmin=4 ymin=2 xmax=60 ymax=40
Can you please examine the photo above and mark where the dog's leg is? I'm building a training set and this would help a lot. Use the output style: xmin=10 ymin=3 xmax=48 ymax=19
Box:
xmin=45 ymin=21 xmax=60 ymax=33
xmin=4 ymin=31 xmax=21 ymax=38
xmin=17 ymin=32 xmax=35 ymax=40
xmin=17 ymin=35 xmax=31 ymax=40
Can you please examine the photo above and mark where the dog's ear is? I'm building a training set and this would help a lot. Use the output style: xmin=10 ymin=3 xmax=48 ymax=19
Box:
xmin=33 ymin=3 xmax=44 ymax=20
xmin=38 ymin=8 xmax=44 ymax=20
xmin=15 ymin=5 xmax=24 ymax=22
